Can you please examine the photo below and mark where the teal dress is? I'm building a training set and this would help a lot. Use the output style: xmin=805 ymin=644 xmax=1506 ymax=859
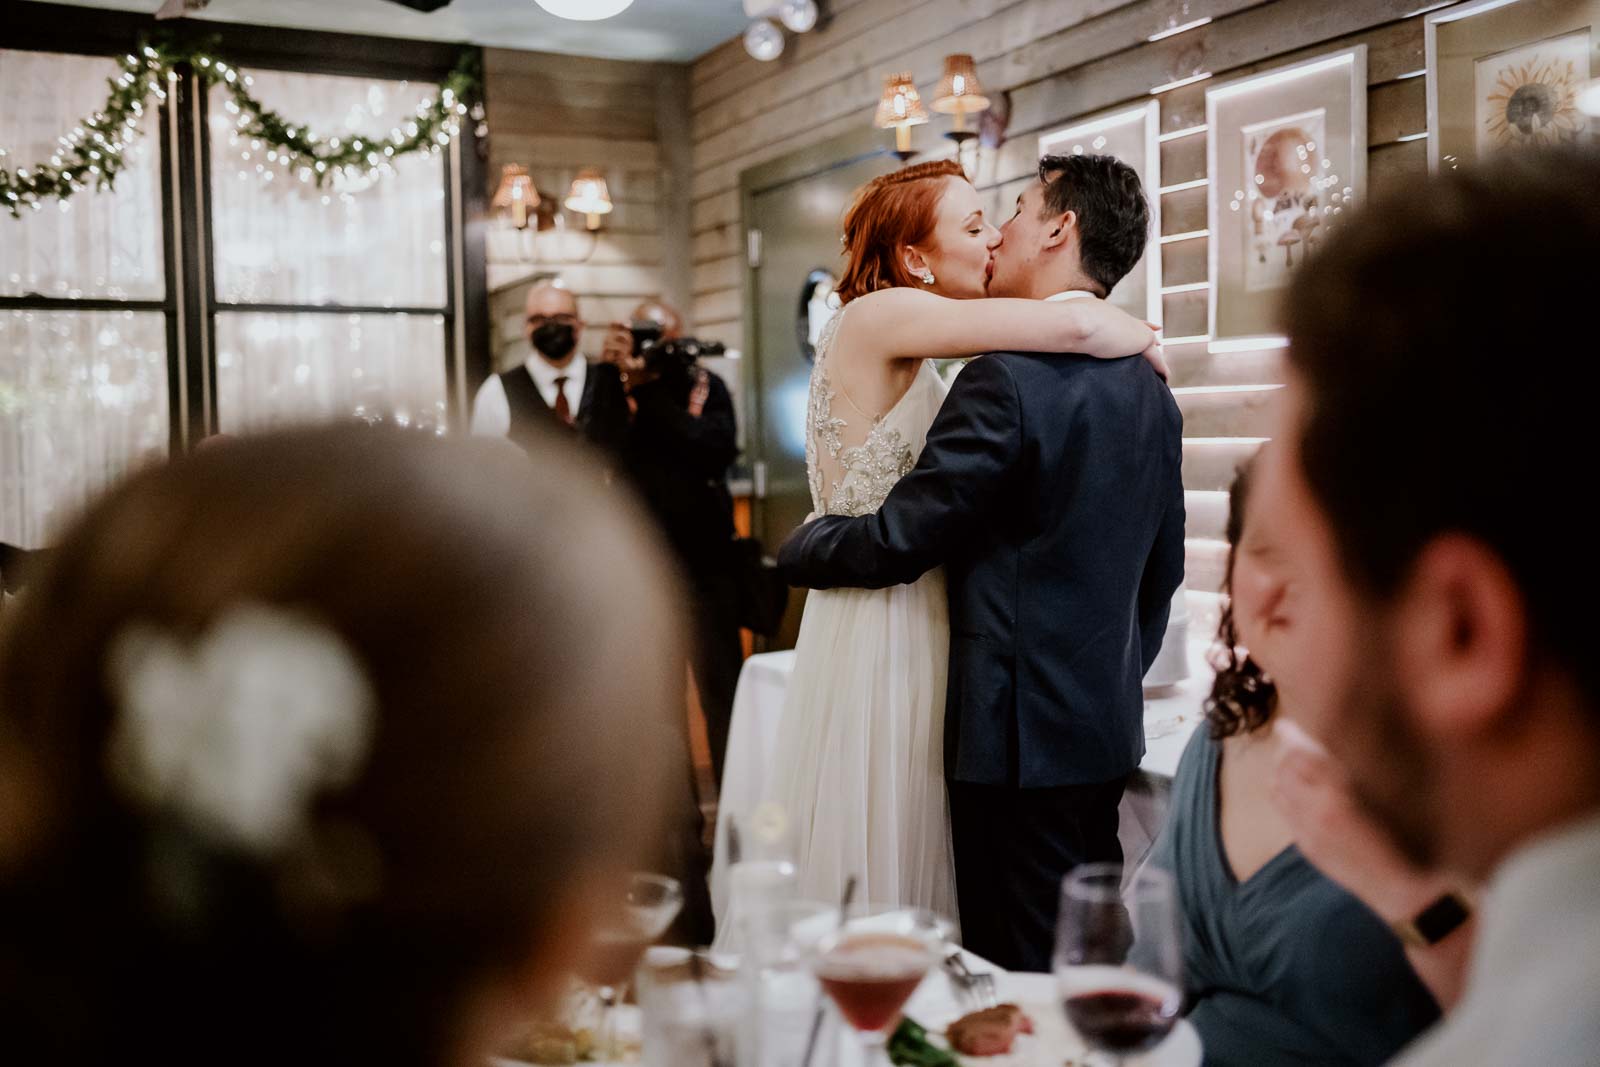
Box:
xmin=1151 ymin=729 xmax=1439 ymax=1066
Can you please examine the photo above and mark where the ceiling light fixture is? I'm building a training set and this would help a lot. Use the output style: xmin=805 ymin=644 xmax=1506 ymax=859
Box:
xmin=534 ymin=0 xmax=635 ymax=20
xmin=744 ymin=19 xmax=786 ymax=61
xmin=778 ymin=0 xmax=819 ymax=33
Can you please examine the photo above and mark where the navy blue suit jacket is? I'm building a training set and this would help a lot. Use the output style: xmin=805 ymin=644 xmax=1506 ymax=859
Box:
xmin=778 ymin=352 xmax=1185 ymax=788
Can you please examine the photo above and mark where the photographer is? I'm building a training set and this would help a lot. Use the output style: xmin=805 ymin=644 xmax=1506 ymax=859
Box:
xmin=601 ymin=301 xmax=744 ymax=787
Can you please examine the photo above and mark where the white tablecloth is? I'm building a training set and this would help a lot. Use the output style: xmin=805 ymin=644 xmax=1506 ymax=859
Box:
xmin=712 ymin=641 xmax=1213 ymax=921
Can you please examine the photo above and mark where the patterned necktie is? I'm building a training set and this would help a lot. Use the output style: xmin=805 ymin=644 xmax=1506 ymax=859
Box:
xmin=552 ymin=376 xmax=573 ymax=426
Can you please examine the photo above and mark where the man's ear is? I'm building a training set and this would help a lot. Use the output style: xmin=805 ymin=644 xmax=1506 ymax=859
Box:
xmin=1392 ymin=534 xmax=1528 ymax=745
xmin=1042 ymin=210 xmax=1076 ymax=252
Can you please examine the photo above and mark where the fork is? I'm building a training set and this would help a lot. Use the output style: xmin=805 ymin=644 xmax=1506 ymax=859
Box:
xmin=942 ymin=948 xmax=999 ymax=1010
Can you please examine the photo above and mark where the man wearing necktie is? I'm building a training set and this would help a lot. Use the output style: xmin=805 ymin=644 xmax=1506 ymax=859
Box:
xmin=470 ymin=281 xmax=628 ymax=456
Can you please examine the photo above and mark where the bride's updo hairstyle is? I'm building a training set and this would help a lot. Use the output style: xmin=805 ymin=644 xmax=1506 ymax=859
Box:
xmin=0 ymin=425 xmax=682 ymax=1067
xmin=836 ymin=159 xmax=968 ymax=304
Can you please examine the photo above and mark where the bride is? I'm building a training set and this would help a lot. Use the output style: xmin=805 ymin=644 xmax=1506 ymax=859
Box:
xmin=764 ymin=159 xmax=1162 ymax=917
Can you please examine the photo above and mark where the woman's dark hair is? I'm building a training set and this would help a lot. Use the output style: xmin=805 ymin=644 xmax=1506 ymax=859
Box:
xmin=0 ymin=425 xmax=681 ymax=1066
xmin=1204 ymin=456 xmax=1277 ymax=739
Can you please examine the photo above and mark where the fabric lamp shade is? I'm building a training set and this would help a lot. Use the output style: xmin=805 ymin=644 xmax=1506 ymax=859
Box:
xmin=564 ymin=169 xmax=614 ymax=230
xmin=491 ymin=164 xmax=539 ymax=229
xmin=874 ymin=72 xmax=929 ymax=154
xmin=933 ymin=54 xmax=991 ymax=135
xmin=933 ymin=54 xmax=991 ymax=115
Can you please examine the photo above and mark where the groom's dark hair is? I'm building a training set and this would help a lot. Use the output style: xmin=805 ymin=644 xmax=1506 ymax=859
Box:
xmin=1037 ymin=154 xmax=1149 ymax=297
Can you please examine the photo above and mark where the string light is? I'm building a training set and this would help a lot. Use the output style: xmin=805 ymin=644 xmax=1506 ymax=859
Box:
xmin=0 ymin=44 xmax=483 ymax=218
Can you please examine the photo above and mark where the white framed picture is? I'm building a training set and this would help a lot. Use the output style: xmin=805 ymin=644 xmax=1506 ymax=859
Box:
xmin=1206 ymin=46 xmax=1367 ymax=352
xmin=1427 ymin=0 xmax=1599 ymax=172
xmin=1039 ymin=100 xmax=1162 ymax=326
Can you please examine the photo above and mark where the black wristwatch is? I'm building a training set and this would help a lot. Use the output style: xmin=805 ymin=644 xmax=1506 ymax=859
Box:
xmin=1390 ymin=891 xmax=1473 ymax=947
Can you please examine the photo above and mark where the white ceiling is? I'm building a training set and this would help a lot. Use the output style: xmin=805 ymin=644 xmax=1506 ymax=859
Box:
xmin=44 ymin=0 xmax=750 ymax=62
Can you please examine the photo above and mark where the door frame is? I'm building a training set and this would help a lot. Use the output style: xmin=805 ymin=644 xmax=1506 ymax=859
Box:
xmin=737 ymin=125 xmax=898 ymax=553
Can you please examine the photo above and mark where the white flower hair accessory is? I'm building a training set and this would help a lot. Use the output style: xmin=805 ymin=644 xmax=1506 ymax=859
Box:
xmin=106 ymin=603 xmax=376 ymax=855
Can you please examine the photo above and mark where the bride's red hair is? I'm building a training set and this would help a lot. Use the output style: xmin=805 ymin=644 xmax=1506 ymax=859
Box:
xmin=836 ymin=160 xmax=969 ymax=305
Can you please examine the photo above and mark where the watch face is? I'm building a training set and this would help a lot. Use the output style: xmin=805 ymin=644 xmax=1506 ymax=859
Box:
xmin=1413 ymin=892 xmax=1472 ymax=944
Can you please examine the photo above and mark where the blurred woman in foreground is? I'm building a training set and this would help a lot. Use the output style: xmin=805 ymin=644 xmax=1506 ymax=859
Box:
xmin=0 ymin=425 xmax=682 ymax=1067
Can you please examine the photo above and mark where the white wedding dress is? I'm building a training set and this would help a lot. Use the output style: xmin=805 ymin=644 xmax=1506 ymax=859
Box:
xmin=766 ymin=307 xmax=958 ymax=918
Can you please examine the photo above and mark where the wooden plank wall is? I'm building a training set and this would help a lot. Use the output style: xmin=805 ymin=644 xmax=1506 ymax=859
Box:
xmin=482 ymin=48 xmax=693 ymax=372
xmin=687 ymin=0 xmax=1442 ymax=613
xmin=687 ymin=0 xmax=1435 ymax=344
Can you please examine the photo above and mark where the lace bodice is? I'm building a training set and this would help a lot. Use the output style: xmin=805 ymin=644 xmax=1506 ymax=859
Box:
xmin=805 ymin=308 xmax=948 ymax=517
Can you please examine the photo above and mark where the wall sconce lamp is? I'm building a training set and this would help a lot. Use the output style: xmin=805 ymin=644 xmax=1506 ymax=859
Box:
xmin=492 ymin=164 xmax=539 ymax=229
xmin=564 ymin=169 xmax=614 ymax=231
xmin=933 ymin=54 xmax=991 ymax=145
xmin=874 ymin=72 xmax=929 ymax=161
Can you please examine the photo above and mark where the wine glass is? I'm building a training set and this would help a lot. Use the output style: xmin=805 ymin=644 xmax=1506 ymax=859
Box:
xmin=809 ymin=908 xmax=948 ymax=1065
xmin=582 ymin=872 xmax=684 ymax=1060
xmin=1054 ymin=865 xmax=1183 ymax=1066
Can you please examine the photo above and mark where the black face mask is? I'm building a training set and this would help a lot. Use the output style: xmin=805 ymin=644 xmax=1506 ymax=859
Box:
xmin=531 ymin=322 xmax=577 ymax=361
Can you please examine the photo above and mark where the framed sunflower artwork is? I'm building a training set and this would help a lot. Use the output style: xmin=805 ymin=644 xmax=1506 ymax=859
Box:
xmin=1426 ymin=0 xmax=1599 ymax=172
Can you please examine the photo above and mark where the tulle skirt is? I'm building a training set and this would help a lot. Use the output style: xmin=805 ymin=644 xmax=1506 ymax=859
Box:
xmin=766 ymin=569 xmax=957 ymax=920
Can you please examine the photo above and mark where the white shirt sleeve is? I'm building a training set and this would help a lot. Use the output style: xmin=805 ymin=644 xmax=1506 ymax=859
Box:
xmin=470 ymin=374 xmax=511 ymax=438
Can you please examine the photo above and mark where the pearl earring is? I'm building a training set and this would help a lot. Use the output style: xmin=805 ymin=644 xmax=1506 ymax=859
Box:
xmin=920 ymin=270 xmax=936 ymax=285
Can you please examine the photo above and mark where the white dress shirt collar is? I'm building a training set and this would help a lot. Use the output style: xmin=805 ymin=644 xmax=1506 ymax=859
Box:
xmin=1044 ymin=290 xmax=1097 ymax=303
xmin=526 ymin=350 xmax=587 ymax=411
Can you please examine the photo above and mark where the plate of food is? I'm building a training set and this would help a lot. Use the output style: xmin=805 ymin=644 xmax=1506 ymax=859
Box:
xmin=493 ymin=1006 xmax=642 ymax=1067
xmin=895 ymin=976 xmax=1201 ymax=1067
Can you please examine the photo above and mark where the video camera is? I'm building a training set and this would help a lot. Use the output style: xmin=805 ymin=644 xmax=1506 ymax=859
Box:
xmin=630 ymin=321 xmax=727 ymax=376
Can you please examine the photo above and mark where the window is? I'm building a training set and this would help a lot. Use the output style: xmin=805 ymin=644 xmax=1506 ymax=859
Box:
xmin=0 ymin=34 xmax=480 ymax=548
xmin=207 ymin=69 xmax=452 ymax=433
xmin=0 ymin=49 xmax=170 ymax=547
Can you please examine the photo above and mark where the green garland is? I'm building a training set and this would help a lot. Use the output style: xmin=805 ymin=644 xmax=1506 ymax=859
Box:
xmin=0 ymin=42 xmax=482 ymax=219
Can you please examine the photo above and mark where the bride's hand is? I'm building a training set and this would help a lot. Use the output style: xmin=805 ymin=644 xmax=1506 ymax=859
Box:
xmin=1141 ymin=322 xmax=1170 ymax=381
xmin=1061 ymin=298 xmax=1158 ymax=367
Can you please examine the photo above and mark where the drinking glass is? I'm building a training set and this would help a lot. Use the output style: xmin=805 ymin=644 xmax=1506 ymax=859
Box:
xmin=582 ymin=873 xmax=684 ymax=1060
xmin=638 ymin=948 xmax=744 ymax=1067
xmin=742 ymin=901 xmax=840 ymax=1067
xmin=1053 ymin=864 xmax=1184 ymax=1066
xmin=808 ymin=907 xmax=948 ymax=1065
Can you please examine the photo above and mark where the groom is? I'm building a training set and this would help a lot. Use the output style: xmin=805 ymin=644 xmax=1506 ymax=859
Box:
xmin=779 ymin=154 xmax=1185 ymax=971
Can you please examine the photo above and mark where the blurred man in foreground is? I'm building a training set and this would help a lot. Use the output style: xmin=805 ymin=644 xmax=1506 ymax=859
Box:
xmin=1264 ymin=147 xmax=1600 ymax=1065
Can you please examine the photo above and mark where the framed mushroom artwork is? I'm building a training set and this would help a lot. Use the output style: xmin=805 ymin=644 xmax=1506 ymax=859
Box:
xmin=1206 ymin=47 xmax=1367 ymax=351
xmin=1426 ymin=0 xmax=1599 ymax=173
xmin=1038 ymin=101 xmax=1162 ymax=325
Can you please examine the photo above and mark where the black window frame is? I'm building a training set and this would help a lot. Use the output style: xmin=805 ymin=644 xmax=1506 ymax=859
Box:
xmin=1 ymin=0 xmax=491 ymax=450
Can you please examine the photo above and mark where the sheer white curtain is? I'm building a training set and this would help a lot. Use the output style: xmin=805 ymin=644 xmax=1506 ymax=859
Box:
xmin=209 ymin=68 xmax=450 ymax=432
xmin=214 ymin=313 xmax=446 ymax=434
xmin=0 ymin=49 xmax=169 ymax=548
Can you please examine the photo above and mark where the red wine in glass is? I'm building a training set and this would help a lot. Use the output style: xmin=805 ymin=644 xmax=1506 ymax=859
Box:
xmin=1063 ymin=985 xmax=1180 ymax=1055
xmin=1055 ymin=865 xmax=1184 ymax=1066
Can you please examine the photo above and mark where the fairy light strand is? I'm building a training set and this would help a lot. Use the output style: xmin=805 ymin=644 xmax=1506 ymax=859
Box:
xmin=0 ymin=42 xmax=483 ymax=219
